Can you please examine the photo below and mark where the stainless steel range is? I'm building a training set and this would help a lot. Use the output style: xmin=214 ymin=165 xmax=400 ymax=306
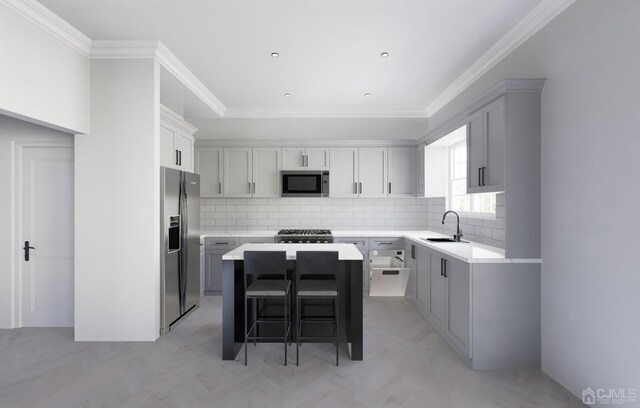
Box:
xmin=277 ymin=229 xmax=333 ymax=243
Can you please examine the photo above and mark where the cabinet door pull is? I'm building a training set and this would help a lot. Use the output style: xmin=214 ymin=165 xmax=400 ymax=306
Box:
xmin=388 ymin=182 xmax=391 ymax=194
xmin=440 ymin=258 xmax=444 ymax=276
xmin=252 ymin=182 xmax=256 ymax=194
xmin=482 ymin=167 xmax=486 ymax=186
xmin=179 ymin=150 xmax=182 ymax=166
xmin=359 ymin=182 xmax=362 ymax=194
xmin=478 ymin=168 xmax=482 ymax=187
xmin=176 ymin=150 xmax=179 ymax=166
xmin=354 ymin=182 xmax=357 ymax=194
xmin=443 ymin=259 xmax=448 ymax=278
xmin=219 ymin=182 xmax=222 ymax=194
xmin=411 ymin=245 xmax=415 ymax=259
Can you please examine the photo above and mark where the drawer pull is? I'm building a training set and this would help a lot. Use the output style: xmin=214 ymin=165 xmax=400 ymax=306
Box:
xmin=382 ymin=270 xmax=400 ymax=276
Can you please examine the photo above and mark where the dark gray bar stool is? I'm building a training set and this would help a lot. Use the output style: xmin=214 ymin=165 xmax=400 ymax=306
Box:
xmin=295 ymin=251 xmax=340 ymax=366
xmin=243 ymin=251 xmax=291 ymax=366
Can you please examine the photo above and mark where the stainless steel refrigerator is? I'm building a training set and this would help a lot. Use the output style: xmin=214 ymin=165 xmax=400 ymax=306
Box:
xmin=160 ymin=167 xmax=200 ymax=335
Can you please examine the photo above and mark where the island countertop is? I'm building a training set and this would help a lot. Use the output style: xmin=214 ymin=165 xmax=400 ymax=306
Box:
xmin=222 ymin=243 xmax=364 ymax=261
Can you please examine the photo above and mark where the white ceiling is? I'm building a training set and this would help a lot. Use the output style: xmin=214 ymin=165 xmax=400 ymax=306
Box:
xmin=40 ymin=0 xmax=542 ymax=119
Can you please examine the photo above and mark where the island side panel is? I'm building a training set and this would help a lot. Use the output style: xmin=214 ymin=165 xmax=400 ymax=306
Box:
xmin=350 ymin=259 xmax=363 ymax=360
xmin=222 ymin=259 xmax=244 ymax=360
xmin=471 ymin=262 xmax=541 ymax=369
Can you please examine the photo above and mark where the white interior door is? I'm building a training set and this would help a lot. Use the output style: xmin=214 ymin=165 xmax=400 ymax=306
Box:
xmin=20 ymin=145 xmax=74 ymax=327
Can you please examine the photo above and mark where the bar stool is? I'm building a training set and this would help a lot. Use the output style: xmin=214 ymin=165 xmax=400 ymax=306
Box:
xmin=243 ymin=251 xmax=291 ymax=366
xmin=295 ymin=251 xmax=340 ymax=366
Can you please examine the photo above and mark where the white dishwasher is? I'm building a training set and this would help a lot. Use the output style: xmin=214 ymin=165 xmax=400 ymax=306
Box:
xmin=369 ymin=249 xmax=410 ymax=296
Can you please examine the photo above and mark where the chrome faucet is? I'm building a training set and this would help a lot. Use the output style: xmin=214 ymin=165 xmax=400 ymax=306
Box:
xmin=442 ymin=210 xmax=463 ymax=242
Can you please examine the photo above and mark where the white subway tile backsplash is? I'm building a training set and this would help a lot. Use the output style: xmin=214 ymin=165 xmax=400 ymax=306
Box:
xmin=199 ymin=194 xmax=505 ymax=248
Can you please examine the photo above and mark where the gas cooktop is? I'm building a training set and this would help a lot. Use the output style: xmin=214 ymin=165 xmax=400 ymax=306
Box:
xmin=277 ymin=229 xmax=332 ymax=236
xmin=276 ymin=229 xmax=333 ymax=243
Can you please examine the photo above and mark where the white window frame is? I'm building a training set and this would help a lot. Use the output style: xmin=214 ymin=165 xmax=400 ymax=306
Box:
xmin=448 ymin=140 xmax=496 ymax=220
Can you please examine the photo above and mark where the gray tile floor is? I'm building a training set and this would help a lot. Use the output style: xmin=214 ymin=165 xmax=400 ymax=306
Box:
xmin=0 ymin=296 xmax=584 ymax=408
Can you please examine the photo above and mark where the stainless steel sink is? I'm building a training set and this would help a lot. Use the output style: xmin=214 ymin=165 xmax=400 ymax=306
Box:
xmin=421 ymin=237 xmax=469 ymax=243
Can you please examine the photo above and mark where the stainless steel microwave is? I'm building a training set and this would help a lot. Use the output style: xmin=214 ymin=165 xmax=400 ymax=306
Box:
xmin=281 ymin=171 xmax=329 ymax=197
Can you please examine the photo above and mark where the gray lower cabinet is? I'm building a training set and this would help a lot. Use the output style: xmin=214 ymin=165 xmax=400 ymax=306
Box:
xmin=415 ymin=244 xmax=429 ymax=311
xmin=404 ymin=240 xmax=417 ymax=298
xmin=444 ymin=255 xmax=471 ymax=358
xmin=204 ymin=237 xmax=239 ymax=293
xmin=427 ymin=250 xmax=470 ymax=358
xmin=334 ymin=237 xmax=370 ymax=292
xmin=427 ymin=249 xmax=447 ymax=333
xmin=411 ymin=241 xmax=540 ymax=369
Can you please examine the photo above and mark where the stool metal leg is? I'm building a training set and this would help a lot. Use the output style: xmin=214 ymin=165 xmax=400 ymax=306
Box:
xmin=284 ymin=293 xmax=288 ymax=366
xmin=296 ymin=296 xmax=301 ymax=366
xmin=253 ymin=299 xmax=258 ymax=346
xmin=244 ymin=296 xmax=248 ymax=366
xmin=335 ymin=294 xmax=339 ymax=366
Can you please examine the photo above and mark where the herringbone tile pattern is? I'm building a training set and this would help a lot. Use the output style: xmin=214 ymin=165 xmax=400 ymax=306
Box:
xmin=0 ymin=297 xmax=583 ymax=408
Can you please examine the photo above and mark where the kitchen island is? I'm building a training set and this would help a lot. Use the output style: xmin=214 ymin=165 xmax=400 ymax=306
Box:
xmin=221 ymin=243 xmax=364 ymax=361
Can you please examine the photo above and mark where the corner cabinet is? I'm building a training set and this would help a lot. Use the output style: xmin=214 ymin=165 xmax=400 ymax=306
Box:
xmin=160 ymin=105 xmax=197 ymax=172
xmin=387 ymin=147 xmax=417 ymax=197
xmin=203 ymin=237 xmax=239 ymax=293
xmin=195 ymin=148 xmax=224 ymax=197
xmin=467 ymin=96 xmax=506 ymax=193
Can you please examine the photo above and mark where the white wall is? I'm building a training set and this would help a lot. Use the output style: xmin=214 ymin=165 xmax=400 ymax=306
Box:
xmin=0 ymin=115 xmax=73 ymax=329
xmin=0 ymin=2 xmax=90 ymax=134
xmin=75 ymin=58 xmax=160 ymax=341
xmin=429 ymin=0 xmax=640 ymax=399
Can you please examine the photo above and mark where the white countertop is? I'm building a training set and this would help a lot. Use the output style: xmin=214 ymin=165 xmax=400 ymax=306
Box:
xmin=205 ymin=230 xmax=540 ymax=264
xmin=222 ymin=243 xmax=364 ymax=261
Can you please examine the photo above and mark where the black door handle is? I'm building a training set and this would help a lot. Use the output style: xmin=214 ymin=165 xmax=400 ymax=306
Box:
xmin=443 ymin=259 xmax=448 ymax=278
xmin=24 ymin=241 xmax=35 ymax=261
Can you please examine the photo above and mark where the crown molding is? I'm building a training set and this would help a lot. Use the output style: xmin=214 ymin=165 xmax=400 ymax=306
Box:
xmin=223 ymin=108 xmax=429 ymax=119
xmin=195 ymin=138 xmax=418 ymax=148
xmin=1 ymin=0 xmax=92 ymax=56
xmin=91 ymin=41 xmax=226 ymax=117
xmin=425 ymin=0 xmax=576 ymax=117
xmin=417 ymin=78 xmax=546 ymax=145
xmin=155 ymin=43 xmax=226 ymax=117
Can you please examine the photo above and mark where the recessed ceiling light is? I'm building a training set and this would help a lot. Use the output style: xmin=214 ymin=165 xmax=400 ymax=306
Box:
xmin=364 ymin=93 xmax=371 ymax=97
xmin=271 ymin=52 xmax=280 ymax=58
xmin=284 ymin=93 xmax=291 ymax=97
xmin=380 ymin=52 xmax=389 ymax=58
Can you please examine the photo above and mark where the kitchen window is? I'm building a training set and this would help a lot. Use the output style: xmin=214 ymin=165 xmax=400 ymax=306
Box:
xmin=449 ymin=139 xmax=496 ymax=216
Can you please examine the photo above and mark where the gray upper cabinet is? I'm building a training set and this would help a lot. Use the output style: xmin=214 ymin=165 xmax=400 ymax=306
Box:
xmin=282 ymin=147 xmax=306 ymax=170
xmin=358 ymin=147 xmax=387 ymax=197
xmin=196 ymin=147 xmax=224 ymax=197
xmin=224 ymin=147 xmax=253 ymax=197
xmin=223 ymin=147 xmax=281 ymax=198
xmin=160 ymin=105 xmax=196 ymax=173
xmin=252 ymin=147 xmax=281 ymax=197
xmin=388 ymin=147 xmax=417 ymax=197
xmin=305 ymin=147 xmax=330 ymax=170
xmin=417 ymin=145 xmax=425 ymax=196
xmin=467 ymin=96 xmax=506 ymax=193
xmin=329 ymin=147 xmax=359 ymax=198
xmin=282 ymin=147 xmax=329 ymax=170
